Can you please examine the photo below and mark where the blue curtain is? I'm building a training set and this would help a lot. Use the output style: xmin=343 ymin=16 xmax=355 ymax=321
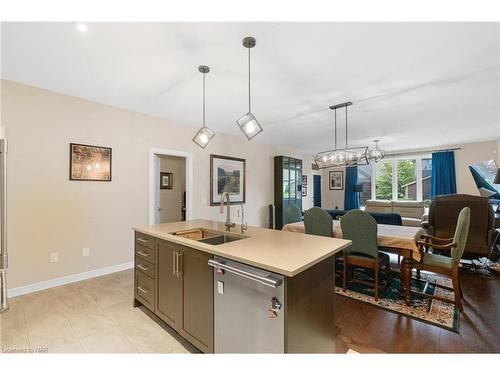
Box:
xmin=431 ymin=151 xmax=457 ymax=197
xmin=344 ymin=166 xmax=359 ymax=210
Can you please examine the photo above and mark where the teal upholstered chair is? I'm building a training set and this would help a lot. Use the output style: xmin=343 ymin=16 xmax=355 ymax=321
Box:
xmin=415 ymin=207 xmax=470 ymax=311
xmin=286 ymin=202 xmax=303 ymax=224
xmin=304 ymin=207 xmax=333 ymax=237
xmin=340 ymin=209 xmax=390 ymax=301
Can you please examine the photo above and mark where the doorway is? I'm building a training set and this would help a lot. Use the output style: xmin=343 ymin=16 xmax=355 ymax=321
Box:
xmin=149 ymin=148 xmax=193 ymax=225
xmin=313 ymin=175 xmax=322 ymax=207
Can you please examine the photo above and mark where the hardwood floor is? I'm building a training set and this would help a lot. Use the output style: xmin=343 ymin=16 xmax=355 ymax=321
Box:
xmin=335 ymin=266 xmax=500 ymax=353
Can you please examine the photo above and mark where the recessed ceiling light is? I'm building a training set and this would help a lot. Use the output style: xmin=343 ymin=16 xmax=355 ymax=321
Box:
xmin=73 ymin=22 xmax=88 ymax=33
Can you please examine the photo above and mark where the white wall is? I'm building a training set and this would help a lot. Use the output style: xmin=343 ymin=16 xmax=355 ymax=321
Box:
xmin=158 ymin=155 xmax=186 ymax=223
xmin=2 ymin=80 xmax=314 ymax=288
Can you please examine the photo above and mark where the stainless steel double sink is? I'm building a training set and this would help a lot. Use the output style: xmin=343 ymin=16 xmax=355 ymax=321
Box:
xmin=172 ymin=228 xmax=248 ymax=246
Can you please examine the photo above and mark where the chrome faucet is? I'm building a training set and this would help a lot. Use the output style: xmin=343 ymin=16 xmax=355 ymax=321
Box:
xmin=238 ymin=204 xmax=248 ymax=234
xmin=220 ymin=192 xmax=235 ymax=232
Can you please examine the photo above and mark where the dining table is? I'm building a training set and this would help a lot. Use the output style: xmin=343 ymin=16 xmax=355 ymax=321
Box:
xmin=282 ymin=220 xmax=425 ymax=305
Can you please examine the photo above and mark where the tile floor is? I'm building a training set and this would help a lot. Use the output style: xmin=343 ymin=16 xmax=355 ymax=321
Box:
xmin=1 ymin=269 xmax=190 ymax=353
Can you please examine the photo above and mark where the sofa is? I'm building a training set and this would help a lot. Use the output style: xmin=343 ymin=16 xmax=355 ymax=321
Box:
xmin=365 ymin=200 xmax=425 ymax=227
xmin=325 ymin=209 xmax=403 ymax=226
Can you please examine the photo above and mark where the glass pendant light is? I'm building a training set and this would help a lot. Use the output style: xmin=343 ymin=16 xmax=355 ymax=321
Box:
xmin=368 ymin=139 xmax=385 ymax=163
xmin=193 ymin=65 xmax=215 ymax=149
xmin=236 ymin=37 xmax=263 ymax=140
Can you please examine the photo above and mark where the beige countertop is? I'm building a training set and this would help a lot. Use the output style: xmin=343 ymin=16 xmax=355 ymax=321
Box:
xmin=134 ymin=219 xmax=351 ymax=277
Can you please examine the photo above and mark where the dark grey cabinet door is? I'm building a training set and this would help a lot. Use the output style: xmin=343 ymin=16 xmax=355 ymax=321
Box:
xmin=180 ymin=246 xmax=214 ymax=353
xmin=156 ymin=239 xmax=182 ymax=330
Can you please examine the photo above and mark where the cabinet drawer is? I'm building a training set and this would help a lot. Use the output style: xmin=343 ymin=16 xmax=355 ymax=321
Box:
xmin=135 ymin=257 xmax=155 ymax=279
xmin=135 ymin=232 xmax=155 ymax=250
xmin=135 ymin=244 xmax=156 ymax=264
xmin=135 ymin=270 xmax=155 ymax=310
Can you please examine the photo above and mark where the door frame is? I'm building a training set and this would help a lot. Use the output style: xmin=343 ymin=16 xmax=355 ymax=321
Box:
xmin=149 ymin=148 xmax=193 ymax=225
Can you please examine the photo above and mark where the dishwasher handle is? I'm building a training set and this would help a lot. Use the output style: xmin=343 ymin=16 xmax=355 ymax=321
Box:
xmin=208 ymin=259 xmax=282 ymax=289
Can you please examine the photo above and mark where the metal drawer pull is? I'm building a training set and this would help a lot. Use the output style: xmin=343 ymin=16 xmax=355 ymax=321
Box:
xmin=137 ymin=286 xmax=149 ymax=294
xmin=137 ymin=238 xmax=149 ymax=243
xmin=176 ymin=253 xmax=182 ymax=278
xmin=172 ymin=251 xmax=176 ymax=275
xmin=137 ymin=264 xmax=148 ymax=271
xmin=208 ymin=259 xmax=282 ymax=288
xmin=137 ymin=251 xmax=150 ymax=257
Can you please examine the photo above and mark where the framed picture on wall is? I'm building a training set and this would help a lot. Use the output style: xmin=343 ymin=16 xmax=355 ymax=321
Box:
xmin=329 ymin=170 xmax=343 ymax=190
xmin=210 ymin=154 xmax=246 ymax=205
xmin=160 ymin=172 xmax=173 ymax=189
xmin=302 ymin=175 xmax=307 ymax=186
xmin=69 ymin=143 xmax=112 ymax=181
xmin=302 ymin=186 xmax=307 ymax=197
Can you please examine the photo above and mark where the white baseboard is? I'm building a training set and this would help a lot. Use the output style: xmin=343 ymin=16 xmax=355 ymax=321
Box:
xmin=8 ymin=261 xmax=134 ymax=298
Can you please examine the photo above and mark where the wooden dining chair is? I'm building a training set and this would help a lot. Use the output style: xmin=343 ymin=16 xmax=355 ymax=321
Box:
xmin=414 ymin=207 xmax=470 ymax=311
xmin=340 ymin=210 xmax=390 ymax=301
xmin=286 ymin=202 xmax=303 ymax=224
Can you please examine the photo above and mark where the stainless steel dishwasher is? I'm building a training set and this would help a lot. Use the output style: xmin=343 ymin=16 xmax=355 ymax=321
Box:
xmin=208 ymin=256 xmax=285 ymax=353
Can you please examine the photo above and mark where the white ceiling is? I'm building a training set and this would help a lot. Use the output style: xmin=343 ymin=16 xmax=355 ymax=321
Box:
xmin=1 ymin=22 xmax=499 ymax=154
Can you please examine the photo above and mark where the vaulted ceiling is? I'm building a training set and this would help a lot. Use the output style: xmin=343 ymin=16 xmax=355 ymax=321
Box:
xmin=2 ymin=22 xmax=499 ymax=154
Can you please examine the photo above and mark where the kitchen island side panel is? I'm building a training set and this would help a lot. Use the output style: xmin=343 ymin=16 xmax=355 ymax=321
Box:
xmin=284 ymin=255 xmax=335 ymax=353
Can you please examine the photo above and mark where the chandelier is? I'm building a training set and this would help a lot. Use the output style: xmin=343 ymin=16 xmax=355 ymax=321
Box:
xmin=314 ymin=102 xmax=369 ymax=169
xmin=368 ymin=139 xmax=385 ymax=162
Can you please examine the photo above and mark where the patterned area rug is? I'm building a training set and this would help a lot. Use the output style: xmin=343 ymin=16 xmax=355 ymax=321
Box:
xmin=335 ymin=267 xmax=460 ymax=332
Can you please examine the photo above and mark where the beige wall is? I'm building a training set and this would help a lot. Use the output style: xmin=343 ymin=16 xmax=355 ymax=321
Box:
xmin=1 ymin=80 xmax=314 ymax=289
xmin=455 ymin=140 xmax=498 ymax=195
xmin=321 ymin=168 xmax=346 ymax=209
xmin=496 ymin=137 xmax=500 ymax=164
xmin=320 ymin=140 xmax=499 ymax=209
xmin=158 ymin=155 xmax=186 ymax=223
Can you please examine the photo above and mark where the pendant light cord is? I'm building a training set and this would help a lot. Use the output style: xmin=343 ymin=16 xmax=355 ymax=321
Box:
xmin=334 ymin=108 xmax=337 ymax=150
xmin=202 ymin=71 xmax=206 ymax=127
xmin=345 ymin=105 xmax=348 ymax=148
xmin=248 ymin=47 xmax=251 ymax=113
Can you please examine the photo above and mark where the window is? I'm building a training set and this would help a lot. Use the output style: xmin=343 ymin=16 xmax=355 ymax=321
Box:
xmin=397 ymin=159 xmax=416 ymax=200
xmin=357 ymin=164 xmax=372 ymax=208
xmin=422 ymin=158 xmax=432 ymax=201
xmin=370 ymin=155 xmax=432 ymax=202
xmin=375 ymin=160 xmax=393 ymax=200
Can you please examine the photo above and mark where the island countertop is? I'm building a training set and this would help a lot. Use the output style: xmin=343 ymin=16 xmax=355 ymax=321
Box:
xmin=134 ymin=219 xmax=351 ymax=277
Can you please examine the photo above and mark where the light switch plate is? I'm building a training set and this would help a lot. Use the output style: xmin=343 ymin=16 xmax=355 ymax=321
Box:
xmin=82 ymin=248 xmax=90 ymax=257
xmin=49 ymin=252 xmax=58 ymax=263
xmin=217 ymin=280 xmax=224 ymax=295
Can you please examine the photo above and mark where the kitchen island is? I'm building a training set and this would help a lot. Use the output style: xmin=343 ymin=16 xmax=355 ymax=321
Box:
xmin=133 ymin=219 xmax=351 ymax=353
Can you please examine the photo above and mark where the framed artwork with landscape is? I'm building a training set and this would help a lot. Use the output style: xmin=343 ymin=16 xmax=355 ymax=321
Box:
xmin=210 ymin=154 xmax=246 ymax=205
xmin=69 ymin=143 xmax=112 ymax=181
xmin=329 ymin=170 xmax=343 ymax=190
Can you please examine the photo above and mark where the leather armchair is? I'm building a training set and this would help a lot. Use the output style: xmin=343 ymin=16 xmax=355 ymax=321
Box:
xmin=426 ymin=194 xmax=495 ymax=258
